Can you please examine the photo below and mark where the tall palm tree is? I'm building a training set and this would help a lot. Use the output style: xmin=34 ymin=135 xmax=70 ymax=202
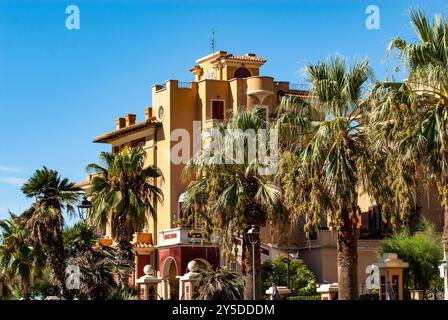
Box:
xmin=276 ymin=57 xmax=373 ymax=299
xmin=0 ymin=216 xmax=43 ymax=299
xmin=21 ymin=167 xmax=81 ymax=299
xmin=370 ymin=10 xmax=448 ymax=299
xmin=183 ymin=107 xmax=286 ymax=299
xmin=86 ymin=146 xmax=163 ymax=290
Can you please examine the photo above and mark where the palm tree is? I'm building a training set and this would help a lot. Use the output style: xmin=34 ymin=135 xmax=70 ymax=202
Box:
xmin=195 ymin=267 xmax=244 ymax=300
xmin=370 ymin=10 xmax=448 ymax=298
xmin=183 ymin=107 xmax=286 ymax=299
xmin=0 ymin=270 xmax=13 ymax=300
xmin=276 ymin=57 xmax=373 ymax=299
xmin=86 ymin=146 xmax=163 ymax=290
xmin=20 ymin=167 xmax=81 ymax=299
xmin=0 ymin=216 xmax=43 ymax=299
xmin=63 ymin=222 xmax=119 ymax=299
xmin=63 ymin=221 xmax=98 ymax=254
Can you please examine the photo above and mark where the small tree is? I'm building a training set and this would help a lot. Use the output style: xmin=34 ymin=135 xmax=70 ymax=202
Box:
xmin=261 ymin=255 xmax=316 ymax=297
xmin=379 ymin=221 xmax=443 ymax=294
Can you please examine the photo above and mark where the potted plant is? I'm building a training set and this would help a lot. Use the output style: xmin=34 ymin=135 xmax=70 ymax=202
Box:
xmin=176 ymin=216 xmax=191 ymax=228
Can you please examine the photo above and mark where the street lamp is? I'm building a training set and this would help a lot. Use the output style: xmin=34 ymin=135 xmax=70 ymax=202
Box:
xmin=441 ymin=240 xmax=447 ymax=300
xmin=77 ymin=196 xmax=92 ymax=220
xmin=287 ymin=243 xmax=300 ymax=290
xmin=246 ymin=225 xmax=259 ymax=300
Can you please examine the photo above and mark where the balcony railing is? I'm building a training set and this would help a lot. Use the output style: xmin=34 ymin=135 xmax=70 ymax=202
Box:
xmin=359 ymin=228 xmax=389 ymax=240
xmin=288 ymin=82 xmax=309 ymax=91
xmin=155 ymin=83 xmax=166 ymax=91
xmin=158 ymin=227 xmax=216 ymax=247
xmin=178 ymin=81 xmax=191 ymax=88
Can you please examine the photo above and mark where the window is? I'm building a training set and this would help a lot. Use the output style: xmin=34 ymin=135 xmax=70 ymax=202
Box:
xmin=234 ymin=67 xmax=251 ymax=78
xmin=131 ymin=137 xmax=146 ymax=148
xmin=177 ymin=192 xmax=193 ymax=228
xmin=211 ymin=100 xmax=224 ymax=120
xmin=112 ymin=145 xmax=124 ymax=154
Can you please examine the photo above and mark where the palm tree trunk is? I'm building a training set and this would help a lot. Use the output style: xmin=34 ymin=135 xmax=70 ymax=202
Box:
xmin=242 ymin=231 xmax=261 ymax=300
xmin=117 ymin=240 xmax=134 ymax=291
xmin=337 ymin=211 xmax=358 ymax=300
xmin=22 ymin=274 xmax=31 ymax=300
xmin=47 ymin=234 xmax=70 ymax=299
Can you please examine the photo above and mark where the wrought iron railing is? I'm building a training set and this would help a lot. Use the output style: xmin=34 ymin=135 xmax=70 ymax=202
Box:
xmin=155 ymin=83 xmax=166 ymax=91
xmin=288 ymin=83 xmax=309 ymax=91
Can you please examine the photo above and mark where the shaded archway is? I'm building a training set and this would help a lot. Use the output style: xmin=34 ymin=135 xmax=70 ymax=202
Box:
xmin=234 ymin=67 xmax=251 ymax=78
xmin=162 ymin=257 xmax=179 ymax=300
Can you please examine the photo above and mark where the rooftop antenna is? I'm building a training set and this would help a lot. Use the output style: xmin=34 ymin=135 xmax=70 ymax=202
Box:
xmin=211 ymin=28 xmax=215 ymax=53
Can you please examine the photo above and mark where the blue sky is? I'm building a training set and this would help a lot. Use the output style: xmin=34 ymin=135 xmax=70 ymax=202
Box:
xmin=0 ymin=0 xmax=447 ymax=221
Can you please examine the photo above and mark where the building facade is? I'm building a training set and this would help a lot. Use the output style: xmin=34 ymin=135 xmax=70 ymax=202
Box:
xmin=81 ymin=51 xmax=444 ymax=298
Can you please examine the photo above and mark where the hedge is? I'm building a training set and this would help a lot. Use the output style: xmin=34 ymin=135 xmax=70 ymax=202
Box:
xmin=286 ymin=295 xmax=321 ymax=300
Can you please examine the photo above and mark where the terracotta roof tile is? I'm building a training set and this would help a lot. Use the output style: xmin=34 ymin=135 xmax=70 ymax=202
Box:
xmin=93 ymin=118 xmax=161 ymax=143
xmin=222 ymin=53 xmax=266 ymax=63
xmin=133 ymin=242 xmax=153 ymax=248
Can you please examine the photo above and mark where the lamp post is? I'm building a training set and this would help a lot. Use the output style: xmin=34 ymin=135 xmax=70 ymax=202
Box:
xmin=77 ymin=196 xmax=92 ymax=220
xmin=442 ymin=240 xmax=447 ymax=300
xmin=286 ymin=243 xmax=300 ymax=289
xmin=247 ymin=225 xmax=259 ymax=300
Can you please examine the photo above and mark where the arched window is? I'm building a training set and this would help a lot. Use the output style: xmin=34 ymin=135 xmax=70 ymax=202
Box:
xmin=233 ymin=67 xmax=251 ymax=78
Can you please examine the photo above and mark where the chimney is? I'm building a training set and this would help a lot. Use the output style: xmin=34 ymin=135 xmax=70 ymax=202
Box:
xmin=115 ymin=117 xmax=126 ymax=130
xmin=144 ymin=107 xmax=153 ymax=120
xmin=125 ymin=114 xmax=136 ymax=127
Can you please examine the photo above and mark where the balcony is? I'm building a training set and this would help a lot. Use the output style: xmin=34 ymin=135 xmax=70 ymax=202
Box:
xmin=154 ymin=83 xmax=166 ymax=92
xmin=297 ymin=229 xmax=385 ymax=250
xmin=131 ymin=231 xmax=154 ymax=254
xmin=132 ymin=231 xmax=153 ymax=245
xmin=246 ymin=76 xmax=274 ymax=104
xmin=158 ymin=227 xmax=216 ymax=247
xmin=177 ymin=81 xmax=192 ymax=89
xmin=98 ymin=236 xmax=112 ymax=247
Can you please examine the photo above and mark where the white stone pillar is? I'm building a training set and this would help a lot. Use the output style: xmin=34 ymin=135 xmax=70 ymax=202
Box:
xmin=178 ymin=277 xmax=184 ymax=300
xmin=161 ymin=277 xmax=168 ymax=300
xmin=135 ymin=265 xmax=162 ymax=300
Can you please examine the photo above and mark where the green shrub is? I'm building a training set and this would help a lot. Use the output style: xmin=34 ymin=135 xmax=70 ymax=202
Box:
xmin=287 ymin=295 xmax=321 ymax=300
xmin=359 ymin=292 xmax=379 ymax=300
xmin=379 ymin=220 xmax=443 ymax=291
xmin=262 ymin=255 xmax=316 ymax=297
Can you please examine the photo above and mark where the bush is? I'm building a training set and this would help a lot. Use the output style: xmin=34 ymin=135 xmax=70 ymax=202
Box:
xmin=262 ymin=255 xmax=316 ymax=297
xmin=359 ymin=292 xmax=379 ymax=300
xmin=194 ymin=268 xmax=244 ymax=300
xmin=107 ymin=287 xmax=139 ymax=300
xmin=287 ymin=295 xmax=321 ymax=300
xmin=379 ymin=220 xmax=443 ymax=291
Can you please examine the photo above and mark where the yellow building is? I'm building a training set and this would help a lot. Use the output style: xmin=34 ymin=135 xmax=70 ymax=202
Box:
xmin=82 ymin=51 xmax=444 ymax=298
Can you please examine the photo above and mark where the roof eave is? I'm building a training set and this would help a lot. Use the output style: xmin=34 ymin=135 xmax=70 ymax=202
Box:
xmin=92 ymin=120 xmax=161 ymax=144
